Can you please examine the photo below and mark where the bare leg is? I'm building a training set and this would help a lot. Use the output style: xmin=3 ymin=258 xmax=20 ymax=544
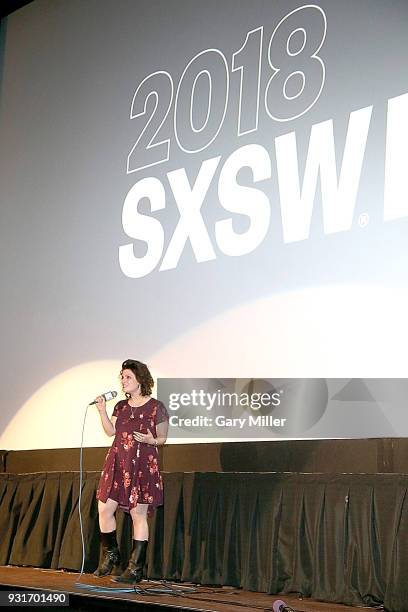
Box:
xmin=98 ymin=498 xmax=119 ymax=532
xmin=130 ymin=503 xmax=149 ymax=540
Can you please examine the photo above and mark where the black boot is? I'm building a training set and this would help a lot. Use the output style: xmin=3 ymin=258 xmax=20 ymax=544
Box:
xmin=93 ymin=530 xmax=121 ymax=577
xmin=111 ymin=540 xmax=147 ymax=584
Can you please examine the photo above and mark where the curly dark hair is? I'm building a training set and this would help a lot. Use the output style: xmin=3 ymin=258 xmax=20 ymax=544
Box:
xmin=121 ymin=359 xmax=154 ymax=397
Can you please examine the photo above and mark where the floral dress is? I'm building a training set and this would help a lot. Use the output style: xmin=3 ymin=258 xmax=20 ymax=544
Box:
xmin=96 ymin=398 xmax=168 ymax=514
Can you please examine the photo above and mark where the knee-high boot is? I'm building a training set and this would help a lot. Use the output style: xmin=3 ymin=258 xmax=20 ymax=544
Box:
xmin=111 ymin=539 xmax=147 ymax=584
xmin=93 ymin=530 xmax=121 ymax=577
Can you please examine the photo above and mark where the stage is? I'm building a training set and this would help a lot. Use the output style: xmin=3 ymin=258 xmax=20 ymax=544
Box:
xmin=1 ymin=450 xmax=408 ymax=611
xmin=0 ymin=567 xmax=372 ymax=612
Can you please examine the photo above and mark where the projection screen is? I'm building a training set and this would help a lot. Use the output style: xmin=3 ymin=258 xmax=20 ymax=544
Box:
xmin=1 ymin=0 xmax=408 ymax=448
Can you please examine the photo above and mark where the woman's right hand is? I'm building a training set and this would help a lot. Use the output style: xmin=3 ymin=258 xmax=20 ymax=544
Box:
xmin=94 ymin=395 xmax=106 ymax=413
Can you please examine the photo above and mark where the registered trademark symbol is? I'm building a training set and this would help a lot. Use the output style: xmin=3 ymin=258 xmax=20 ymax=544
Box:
xmin=358 ymin=213 xmax=369 ymax=227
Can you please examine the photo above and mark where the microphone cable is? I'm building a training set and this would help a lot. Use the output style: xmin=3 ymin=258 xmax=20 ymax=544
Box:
xmin=75 ymin=403 xmax=89 ymax=583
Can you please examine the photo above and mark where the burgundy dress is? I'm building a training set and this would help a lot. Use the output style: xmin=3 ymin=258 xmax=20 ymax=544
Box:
xmin=96 ymin=398 xmax=168 ymax=514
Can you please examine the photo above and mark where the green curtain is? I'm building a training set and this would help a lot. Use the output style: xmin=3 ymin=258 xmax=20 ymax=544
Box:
xmin=0 ymin=471 xmax=407 ymax=611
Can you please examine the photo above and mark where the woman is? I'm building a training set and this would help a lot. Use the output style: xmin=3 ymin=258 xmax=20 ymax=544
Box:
xmin=94 ymin=359 xmax=169 ymax=583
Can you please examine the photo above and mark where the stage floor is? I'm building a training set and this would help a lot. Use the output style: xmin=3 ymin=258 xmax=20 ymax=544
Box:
xmin=0 ymin=567 xmax=377 ymax=612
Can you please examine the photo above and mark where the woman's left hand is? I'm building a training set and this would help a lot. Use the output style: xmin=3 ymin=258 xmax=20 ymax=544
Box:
xmin=133 ymin=428 xmax=155 ymax=445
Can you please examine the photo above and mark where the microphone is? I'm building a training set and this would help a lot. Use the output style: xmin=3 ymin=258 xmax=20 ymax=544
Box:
xmin=89 ymin=391 xmax=118 ymax=405
xmin=273 ymin=601 xmax=295 ymax=612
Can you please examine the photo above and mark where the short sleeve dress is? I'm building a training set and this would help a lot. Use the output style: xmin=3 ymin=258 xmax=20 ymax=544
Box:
xmin=96 ymin=398 xmax=169 ymax=515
